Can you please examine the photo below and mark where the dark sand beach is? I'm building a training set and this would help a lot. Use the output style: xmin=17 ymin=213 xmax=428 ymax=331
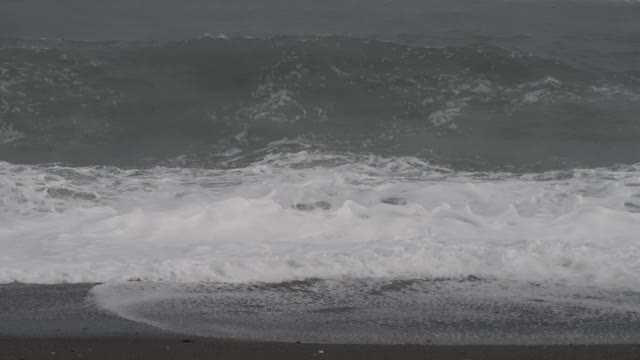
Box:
xmin=3 ymin=338 xmax=640 ymax=360
xmin=1 ymin=284 xmax=639 ymax=360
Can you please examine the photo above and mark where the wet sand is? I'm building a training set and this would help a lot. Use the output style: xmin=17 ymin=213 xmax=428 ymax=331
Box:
xmin=1 ymin=284 xmax=639 ymax=359
xmin=2 ymin=338 xmax=639 ymax=360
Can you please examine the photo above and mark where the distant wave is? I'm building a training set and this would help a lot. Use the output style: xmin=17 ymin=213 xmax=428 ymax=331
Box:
xmin=1 ymin=36 xmax=639 ymax=170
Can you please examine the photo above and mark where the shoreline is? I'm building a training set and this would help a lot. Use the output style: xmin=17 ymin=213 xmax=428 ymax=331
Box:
xmin=2 ymin=283 xmax=640 ymax=359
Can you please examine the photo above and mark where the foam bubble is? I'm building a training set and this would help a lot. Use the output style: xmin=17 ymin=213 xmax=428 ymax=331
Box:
xmin=89 ymin=279 xmax=640 ymax=344
xmin=1 ymin=156 xmax=640 ymax=287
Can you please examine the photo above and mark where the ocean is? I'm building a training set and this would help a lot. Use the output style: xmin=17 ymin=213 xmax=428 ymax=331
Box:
xmin=1 ymin=0 xmax=640 ymax=345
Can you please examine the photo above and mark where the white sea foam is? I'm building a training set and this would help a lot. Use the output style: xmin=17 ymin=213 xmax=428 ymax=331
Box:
xmin=0 ymin=122 xmax=24 ymax=144
xmin=1 ymin=155 xmax=640 ymax=287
